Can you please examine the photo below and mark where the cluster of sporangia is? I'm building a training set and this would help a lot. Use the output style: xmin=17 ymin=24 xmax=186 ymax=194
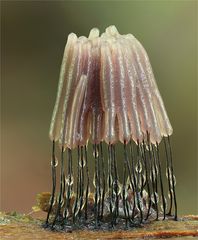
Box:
xmin=45 ymin=26 xmax=177 ymax=230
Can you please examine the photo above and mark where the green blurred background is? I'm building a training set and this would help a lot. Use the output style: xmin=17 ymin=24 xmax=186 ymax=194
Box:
xmin=1 ymin=1 xmax=197 ymax=215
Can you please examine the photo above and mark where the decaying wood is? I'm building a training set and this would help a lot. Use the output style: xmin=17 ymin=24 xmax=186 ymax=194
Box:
xmin=0 ymin=211 xmax=197 ymax=239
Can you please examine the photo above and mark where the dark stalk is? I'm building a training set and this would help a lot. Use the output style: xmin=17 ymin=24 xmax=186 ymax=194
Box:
xmin=73 ymin=146 xmax=81 ymax=223
xmin=46 ymin=140 xmax=57 ymax=226
xmin=112 ymin=145 xmax=119 ymax=221
xmin=97 ymin=144 xmax=101 ymax=222
xmin=167 ymin=136 xmax=178 ymax=220
xmin=124 ymin=142 xmax=136 ymax=224
xmin=52 ymin=146 xmax=65 ymax=228
xmin=78 ymin=146 xmax=85 ymax=217
xmin=164 ymin=137 xmax=173 ymax=216
xmin=136 ymin=143 xmax=143 ymax=223
xmin=63 ymin=148 xmax=73 ymax=222
xmin=129 ymin=140 xmax=137 ymax=221
xmin=93 ymin=144 xmax=99 ymax=226
xmin=123 ymin=142 xmax=128 ymax=227
xmin=100 ymin=142 xmax=106 ymax=220
xmin=142 ymin=140 xmax=152 ymax=220
xmin=148 ymin=142 xmax=158 ymax=220
xmin=155 ymin=143 xmax=166 ymax=220
xmin=84 ymin=145 xmax=89 ymax=220
xmin=107 ymin=144 xmax=113 ymax=227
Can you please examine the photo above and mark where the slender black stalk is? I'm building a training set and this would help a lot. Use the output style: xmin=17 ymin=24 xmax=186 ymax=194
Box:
xmin=124 ymin=142 xmax=136 ymax=224
xmin=93 ymin=144 xmax=99 ymax=226
xmin=155 ymin=143 xmax=166 ymax=220
xmin=73 ymin=146 xmax=81 ymax=222
xmin=97 ymin=144 xmax=101 ymax=221
xmin=167 ymin=136 xmax=178 ymax=220
xmin=112 ymin=145 xmax=119 ymax=221
xmin=123 ymin=142 xmax=128 ymax=227
xmin=110 ymin=144 xmax=117 ymax=224
xmin=139 ymin=147 xmax=146 ymax=198
xmin=63 ymin=148 xmax=73 ymax=222
xmin=136 ymin=142 xmax=143 ymax=223
xmin=152 ymin=147 xmax=159 ymax=207
xmin=100 ymin=142 xmax=106 ymax=220
xmin=84 ymin=145 xmax=89 ymax=220
xmin=79 ymin=146 xmax=85 ymax=217
xmin=129 ymin=141 xmax=137 ymax=221
xmin=61 ymin=171 xmax=66 ymax=223
xmin=107 ymin=144 xmax=113 ymax=227
xmin=148 ymin=142 xmax=158 ymax=220
xmin=142 ymin=140 xmax=152 ymax=220
xmin=164 ymin=137 xmax=173 ymax=216
xmin=46 ymin=140 xmax=57 ymax=226
xmin=52 ymin=146 xmax=65 ymax=228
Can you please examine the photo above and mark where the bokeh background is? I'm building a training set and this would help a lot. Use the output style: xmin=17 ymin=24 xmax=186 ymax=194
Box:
xmin=1 ymin=1 xmax=197 ymax=215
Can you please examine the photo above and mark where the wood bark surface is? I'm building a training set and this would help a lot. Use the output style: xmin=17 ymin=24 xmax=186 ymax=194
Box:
xmin=0 ymin=212 xmax=197 ymax=239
